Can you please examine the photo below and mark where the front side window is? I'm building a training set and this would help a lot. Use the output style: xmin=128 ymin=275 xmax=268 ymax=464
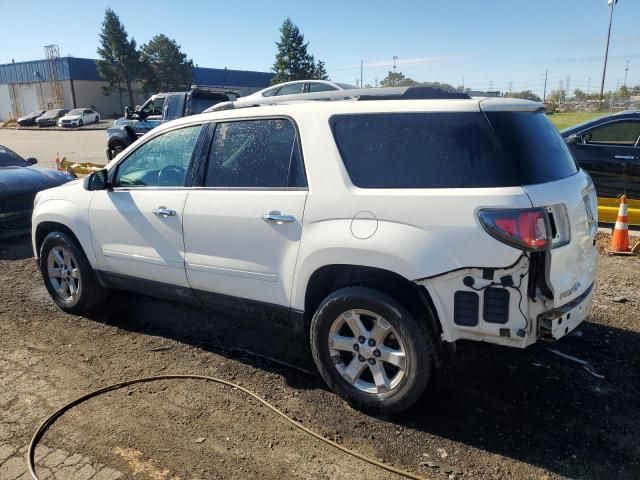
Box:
xmin=114 ymin=125 xmax=202 ymax=187
xmin=141 ymin=96 xmax=165 ymax=116
xmin=585 ymin=121 xmax=640 ymax=146
xmin=205 ymin=119 xmax=300 ymax=188
xmin=274 ymin=83 xmax=304 ymax=96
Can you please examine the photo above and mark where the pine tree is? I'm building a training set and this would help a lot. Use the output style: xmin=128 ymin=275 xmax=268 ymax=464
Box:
xmin=272 ymin=19 xmax=325 ymax=84
xmin=140 ymin=34 xmax=194 ymax=96
xmin=313 ymin=60 xmax=329 ymax=80
xmin=96 ymin=8 xmax=140 ymax=109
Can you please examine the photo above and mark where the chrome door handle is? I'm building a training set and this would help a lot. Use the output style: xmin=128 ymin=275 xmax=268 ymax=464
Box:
xmin=152 ymin=207 xmax=176 ymax=217
xmin=262 ymin=212 xmax=295 ymax=224
xmin=614 ymin=155 xmax=635 ymax=160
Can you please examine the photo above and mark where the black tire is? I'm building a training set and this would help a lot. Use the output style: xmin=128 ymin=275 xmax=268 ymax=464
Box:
xmin=94 ymin=116 xmax=99 ymax=124
xmin=109 ymin=141 xmax=126 ymax=159
xmin=310 ymin=286 xmax=433 ymax=415
xmin=40 ymin=232 xmax=109 ymax=313
xmin=78 ymin=119 xmax=83 ymax=127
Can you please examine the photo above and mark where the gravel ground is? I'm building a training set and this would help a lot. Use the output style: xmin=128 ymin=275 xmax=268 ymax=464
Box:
xmin=0 ymin=234 xmax=638 ymax=480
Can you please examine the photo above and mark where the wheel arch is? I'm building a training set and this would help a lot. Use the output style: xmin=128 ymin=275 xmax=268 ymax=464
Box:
xmin=303 ymin=264 xmax=445 ymax=365
xmin=35 ymin=221 xmax=84 ymax=261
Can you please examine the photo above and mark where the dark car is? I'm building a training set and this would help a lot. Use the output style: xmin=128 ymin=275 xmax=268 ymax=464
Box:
xmin=17 ymin=110 xmax=46 ymax=126
xmin=561 ymin=111 xmax=640 ymax=224
xmin=0 ymin=145 xmax=74 ymax=238
xmin=36 ymin=109 xmax=68 ymax=127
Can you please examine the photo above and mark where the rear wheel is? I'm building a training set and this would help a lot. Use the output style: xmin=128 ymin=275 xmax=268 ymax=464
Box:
xmin=310 ymin=286 xmax=433 ymax=415
xmin=40 ymin=232 xmax=109 ymax=313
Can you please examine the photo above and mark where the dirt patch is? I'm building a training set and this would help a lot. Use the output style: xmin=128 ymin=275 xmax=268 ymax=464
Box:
xmin=1 ymin=235 xmax=639 ymax=479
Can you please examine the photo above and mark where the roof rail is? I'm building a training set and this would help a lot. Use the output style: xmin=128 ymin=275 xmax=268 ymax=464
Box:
xmin=206 ymin=86 xmax=471 ymax=112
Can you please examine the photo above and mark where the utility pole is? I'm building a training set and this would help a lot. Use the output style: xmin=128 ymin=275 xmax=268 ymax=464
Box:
xmin=599 ymin=0 xmax=617 ymax=103
xmin=462 ymin=76 xmax=465 ymax=90
xmin=508 ymin=81 xmax=512 ymax=94
xmin=587 ymin=77 xmax=591 ymax=95
xmin=624 ymin=59 xmax=630 ymax=86
xmin=543 ymin=70 xmax=548 ymax=102
xmin=566 ymin=76 xmax=571 ymax=94
xmin=393 ymin=56 xmax=398 ymax=73
xmin=360 ymin=61 xmax=363 ymax=88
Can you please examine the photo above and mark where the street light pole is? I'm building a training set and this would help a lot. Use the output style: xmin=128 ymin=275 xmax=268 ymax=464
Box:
xmin=599 ymin=0 xmax=617 ymax=104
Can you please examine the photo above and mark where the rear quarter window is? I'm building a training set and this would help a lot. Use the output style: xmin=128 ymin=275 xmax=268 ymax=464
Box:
xmin=331 ymin=112 xmax=578 ymax=188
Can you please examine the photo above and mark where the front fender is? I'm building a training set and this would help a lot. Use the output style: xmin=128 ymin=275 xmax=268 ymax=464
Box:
xmin=32 ymin=198 xmax=95 ymax=267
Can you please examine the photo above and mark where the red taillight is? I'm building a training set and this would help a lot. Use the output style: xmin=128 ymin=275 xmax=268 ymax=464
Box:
xmin=479 ymin=208 xmax=551 ymax=251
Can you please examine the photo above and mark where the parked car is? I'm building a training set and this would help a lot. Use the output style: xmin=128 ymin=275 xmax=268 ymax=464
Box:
xmin=58 ymin=109 xmax=100 ymax=127
xmin=106 ymin=86 xmax=239 ymax=160
xmin=242 ymin=80 xmax=355 ymax=101
xmin=36 ymin=109 xmax=68 ymax=127
xmin=0 ymin=145 xmax=73 ymax=238
xmin=561 ymin=110 xmax=640 ymax=225
xmin=17 ymin=110 xmax=46 ymax=126
xmin=32 ymin=87 xmax=598 ymax=414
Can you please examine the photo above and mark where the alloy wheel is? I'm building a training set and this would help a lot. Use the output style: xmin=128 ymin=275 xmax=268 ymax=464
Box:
xmin=328 ymin=309 xmax=407 ymax=394
xmin=46 ymin=246 xmax=80 ymax=303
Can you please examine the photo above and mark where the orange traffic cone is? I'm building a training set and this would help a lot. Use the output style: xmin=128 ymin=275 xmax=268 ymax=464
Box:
xmin=608 ymin=194 xmax=630 ymax=254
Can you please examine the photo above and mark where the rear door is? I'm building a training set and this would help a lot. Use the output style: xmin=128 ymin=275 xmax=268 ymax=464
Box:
xmin=182 ymin=118 xmax=307 ymax=310
xmin=570 ymin=119 xmax=640 ymax=198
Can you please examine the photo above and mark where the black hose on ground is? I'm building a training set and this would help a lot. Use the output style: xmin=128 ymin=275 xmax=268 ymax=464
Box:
xmin=28 ymin=374 xmax=428 ymax=480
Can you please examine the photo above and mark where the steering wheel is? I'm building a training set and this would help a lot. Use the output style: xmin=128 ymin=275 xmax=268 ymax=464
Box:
xmin=157 ymin=165 xmax=186 ymax=186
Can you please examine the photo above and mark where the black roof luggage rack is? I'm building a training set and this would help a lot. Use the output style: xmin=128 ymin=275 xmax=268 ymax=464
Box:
xmin=205 ymin=86 xmax=472 ymax=112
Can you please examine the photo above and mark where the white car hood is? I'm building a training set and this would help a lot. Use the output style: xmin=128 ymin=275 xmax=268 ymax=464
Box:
xmin=61 ymin=115 xmax=82 ymax=121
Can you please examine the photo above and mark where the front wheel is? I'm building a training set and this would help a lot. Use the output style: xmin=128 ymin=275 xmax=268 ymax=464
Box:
xmin=310 ymin=287 xmax=433 ymax=415
xmin=94 ymin=116 xmax=99 ymax=124
xmin=78 ymin=119 xmax=83 ymax=127
xmin=40 ymin=232 xmax=109 ymax=313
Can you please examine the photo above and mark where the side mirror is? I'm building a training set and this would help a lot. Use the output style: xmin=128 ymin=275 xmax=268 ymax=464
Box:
xmin=25 ymin=157 xmax=38 ymax=166
xmin=83 ymin=169 xmax=109 ymax=191
xmin=565 ymin=134 xmax=578 ymax=145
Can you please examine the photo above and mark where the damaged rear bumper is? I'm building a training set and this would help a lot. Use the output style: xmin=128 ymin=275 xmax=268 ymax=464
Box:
xmin=537 ymin=283 xmax=594 ymax=341
xmin=415 ymin=254 xmax=595 ymax=349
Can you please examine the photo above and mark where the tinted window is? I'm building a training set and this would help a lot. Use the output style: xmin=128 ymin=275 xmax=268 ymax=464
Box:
xmin=309 ymin=83 xmax=338 ymax=93
xmin=586 ymin=121 xmax=640 ymax=146
xmin=275 ymin=83 xmax=304 ymax=96
xmin=0 ymin=146 xmax=27 ymax=167
xmin=205 ymin=119 xmax=299 ymax=188
xmin=115 ymin=125 xmax=202 ymax=187
xmin=331 ymin=112 xmax=578 ymax=189
xmin=486 ymin=111 xmax=578 ymax=184
xmin=261 ymin=87 xmax=277 ymax=97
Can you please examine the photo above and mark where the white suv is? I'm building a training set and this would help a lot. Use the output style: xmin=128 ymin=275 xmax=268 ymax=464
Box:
xmin=32 ymin=87 xmax=598 ymax=414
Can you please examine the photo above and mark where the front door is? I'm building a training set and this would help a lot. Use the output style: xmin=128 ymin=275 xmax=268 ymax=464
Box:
xmin=182 ymin=118 xmax=308 ymax=310
xmin=89 ymin=123 xmax=204 ymax=287
xmin=571 ymin=119 xmax=640 ymax=198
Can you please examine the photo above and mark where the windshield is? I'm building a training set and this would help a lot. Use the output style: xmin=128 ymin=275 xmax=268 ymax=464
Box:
xmin=68 ymin=109 xmax=84 ymax=115
xmin=331 ymin=111 xmax=578 ymax=189
xmin=0 ymin=146 xmax=27 ymax=167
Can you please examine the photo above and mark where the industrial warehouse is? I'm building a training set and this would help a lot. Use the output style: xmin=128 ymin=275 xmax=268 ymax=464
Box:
xmin=0 ymin=46 xmax=272 ymax=121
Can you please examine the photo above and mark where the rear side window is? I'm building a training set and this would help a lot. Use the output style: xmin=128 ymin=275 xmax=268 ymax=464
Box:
xmin=205 ymin=119 xmax=302 ymax=188
xmin=331 ymin=112 xmax=578 ymax=188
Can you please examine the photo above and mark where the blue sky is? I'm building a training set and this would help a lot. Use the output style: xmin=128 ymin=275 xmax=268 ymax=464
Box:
xmin=3 ymin=0 xmax=639 ymax=96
